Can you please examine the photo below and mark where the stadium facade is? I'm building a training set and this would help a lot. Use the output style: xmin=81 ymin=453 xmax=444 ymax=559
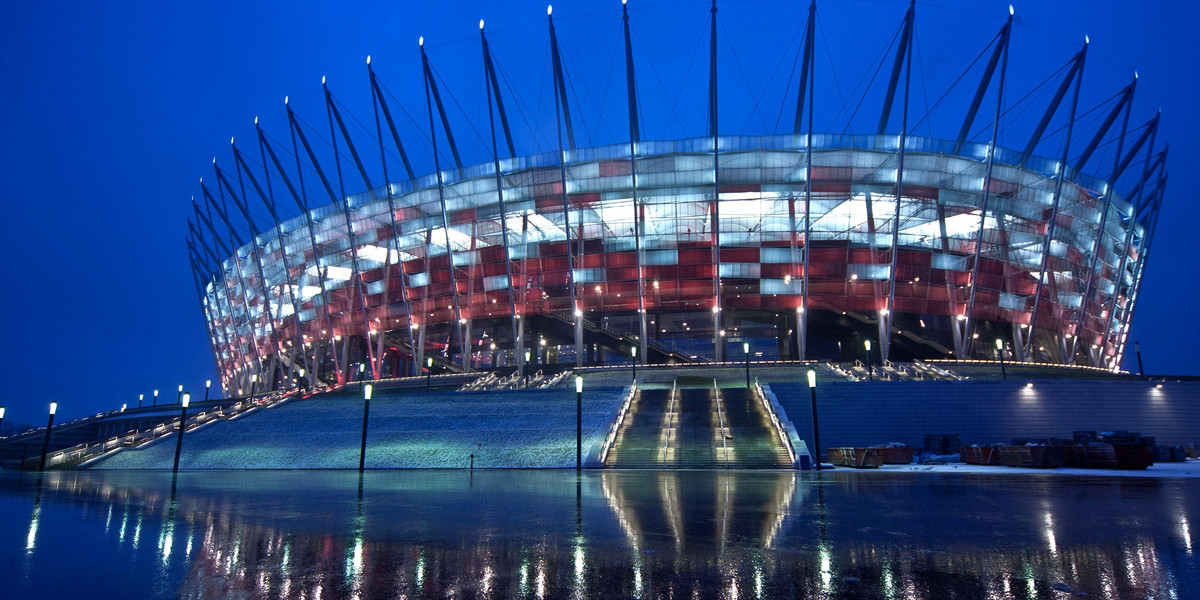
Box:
xmin=186 ymin=2 xmax=1167 ymax=395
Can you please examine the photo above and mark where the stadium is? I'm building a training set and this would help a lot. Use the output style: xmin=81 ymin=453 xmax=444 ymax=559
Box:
xmin=186 ymin=1 xmax=1166 ymax=396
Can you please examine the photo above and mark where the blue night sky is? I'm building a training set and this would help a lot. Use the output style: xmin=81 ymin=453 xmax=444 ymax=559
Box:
xmin=2 ymin=0 xmax=1197 ymax=421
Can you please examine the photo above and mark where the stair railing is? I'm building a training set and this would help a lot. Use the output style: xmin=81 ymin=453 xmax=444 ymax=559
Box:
xmin=754 ymin=378 xmax=797 ymax=467
xmin=660 ymin=380 xmax=679 ymax=462
xmin=57 ymin=393 xmax=292 ymax=469
xmin=713 ymin=379 xmax=730 ymax=465
xmin=598 ymin=380 xmax=638 ymax=465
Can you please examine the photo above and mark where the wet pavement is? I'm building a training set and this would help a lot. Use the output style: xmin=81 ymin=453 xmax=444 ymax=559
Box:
xmin=1 ymin=469 xmax=1197 ymax=598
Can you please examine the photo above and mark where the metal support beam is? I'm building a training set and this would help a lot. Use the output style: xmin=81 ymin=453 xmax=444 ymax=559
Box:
xmin=1110 ymin=147 xmax=1166 ymax=366
xmin=215 ymin=164 xmax=285 ymax=390
xmin=283 ymin=99 xmax=344 ymax=383
xmin=1117 ymin=168 xmax=1167 ymax=364
xmin=420 ymin=39 xmax=470 ymax=370
xmin=548 ymin=9 xmax=584 ymax=366
xmin=368 ymin=64 xmax=417 ymax=181
xmin=877 ymin=1 xmax=915 ymax=137
xmin=1111 ymin=114 xmax=1160 ymax=184
xmin=622 ymin=1 xmax=649 ymax=365
xmin=799 ymin=0 xmax=816 ymax=361
xmin=1074 ymin=77 xmax=1136 ymax=172
xmin=962 ymin=8 xmax=1013 ymax=358
xmin=1068 ymin=80 xmax=1138 ymax=363
xmin=481 ymin=24 xmax=522 ymax=374
xmin=1018 ymin=48 xmax=1085 ymax=167
xmin=420 ymin=44 xmax=465 ymax=170
xmin=187 ymin=235 xmax=229 ymax=389
xmin=323 ymin=81 xmax=381 ymax=379
xmin=880 ymin=0 xmax=916 ymax=363
xmin=190 ymin=210 xmax=241 ymax=389
xmin=1024 ymin=41 xmax=1087 ymax=361
xmin=367 ymin=57 xmax=420 ymax=376
xmin=231 ymin=148 xmax=310 ymax=383
xmin=202 ymin=183 xmax=264 ymax=389
xmin=709 ymin=0 xmax=723 ymax=362
xmin=548 ymin=7 xmax=576 ymax=150
xmin=952 ymin=17 xmax=1010 ymax=155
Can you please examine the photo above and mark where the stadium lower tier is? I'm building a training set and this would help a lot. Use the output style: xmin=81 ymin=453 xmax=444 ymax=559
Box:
xmin=196 ymin=136 xmax=1150 ymax=392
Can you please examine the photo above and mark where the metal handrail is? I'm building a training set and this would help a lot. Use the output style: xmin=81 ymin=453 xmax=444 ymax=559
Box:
xmin=754 ymin=378 xmax=797 ymax=467
xmin=598 ymin=381 xmax=638 ymax=465
xmin=44 ymin=393 xmax=291 ymax=469
xmin=713 ymin=379 xmax=729 ymax=465
xmin=660 ymin=380 xmax=678 ymax=462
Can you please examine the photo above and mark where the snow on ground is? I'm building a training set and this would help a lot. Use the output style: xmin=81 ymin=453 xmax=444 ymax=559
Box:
xmin=855 ymin=460 xmax=1200 ymax=478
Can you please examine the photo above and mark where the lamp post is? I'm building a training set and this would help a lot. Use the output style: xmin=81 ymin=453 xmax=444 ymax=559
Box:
xmin=743 ymin=342 xmax=751 ymax=388
xmin=297 ymin=369 xmax=306 ymax=392
xmin=631 ymin=346 xmax=637 ymax=382
xmin=138 ymin=394 xmax=144 ymax=408
xmin=0 ymin=405 xmax=5 ymax=435
xmin=864 ymin=340 xmax=873 ymax=381
xmin=358 ymin=384 xmax=373 ymax=472
xmin=807 ymin=370 xmax=821 ymax=471
xmin=426 ymin=357 xmax=433 ymax=389
xmin=249 ymin=374 xmax=258 ymax=398
xmin=995 ymin=338 xmax=1007 ymax=380
xmin=1135 ymin=341 xmax=1145 ymax=379
xmin=120 ymin=404 xmax=126 ymax=412
xmin=175 ymin=384 xmax=183 ymax=405
xmin=173 ymin=392 xmax=190 ymax=473
xmin=524 ymin=350 xmax=531 ymax=389
xmin=38 ymin=401 xmax=57 ymax=472
xmin=575 ymin=376 xmax=583 ymax=471
xmin=153 ymin=389 xmax=159 ymax=406
xmin=203 ymin=380 xmax=212 ymax=404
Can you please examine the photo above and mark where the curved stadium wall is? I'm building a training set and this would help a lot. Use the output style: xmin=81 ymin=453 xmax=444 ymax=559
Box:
xmin=198 ymin=131 xmax=1151 ymax=389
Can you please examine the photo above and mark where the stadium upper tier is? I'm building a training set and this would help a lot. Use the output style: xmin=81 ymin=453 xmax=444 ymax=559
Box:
xmin=197 ymin=133 xmax=1149 ymax=391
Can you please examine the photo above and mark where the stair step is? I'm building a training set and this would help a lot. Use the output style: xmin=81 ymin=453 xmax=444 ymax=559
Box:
xmin=605 ymin=384 xmax=791 ymax=469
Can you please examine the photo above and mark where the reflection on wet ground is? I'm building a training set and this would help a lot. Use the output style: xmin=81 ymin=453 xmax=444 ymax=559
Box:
xmin=1 ymin=469 xmax=1197 ymax=599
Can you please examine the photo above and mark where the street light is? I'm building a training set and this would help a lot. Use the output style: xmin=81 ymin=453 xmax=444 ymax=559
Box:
xmin=173 ymin=392 xmax=190 ymax=473
xmin=864 ymin=340 xmax=873 ymax=381
xmin=176 ymin=384 xmax=183 ymax=405
xmin=249 ymin=374 xmax=258 ymax=398
xmin=359 ymin=384 xmax=373 ymax=472
xmin=0 ymin=405 xmax=5 ymax=434
xmin=297 ymin=369 xmax=306 ymax=392
xmin=743 ymin=342 xmax=751 ymax=388
xmin=426 ymin=357 xmax=433 ymax=389
xmin=631 ymin=346 xmax=638 ymax=382
xmin=575 ymin=375 xmax=583 ymax=471
xmin=807 ymin=370 xmax=821 ymax=471
xmin=995 ymin=338 xmax=1007 ymax=380
xmin=153 ymin=389 xmax=159 ymax=406
xmin=203 ymin=379 xmax=212 ymax=404
xmin=120 ymin=404 xmax=126 ymax=412
xmin=38 ymin=401 xmax=57 ymax=472
xmin=524 ymin=350 xmax=531 ymax=389
xmin=138 ymin=394 xmax=144 ymax=408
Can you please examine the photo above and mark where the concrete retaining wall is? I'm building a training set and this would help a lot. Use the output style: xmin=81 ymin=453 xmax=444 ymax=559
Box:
xmin=769 ymin=379 xmax=1200 ymax=453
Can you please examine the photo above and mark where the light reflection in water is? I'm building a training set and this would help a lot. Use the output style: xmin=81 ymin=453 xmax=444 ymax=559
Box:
xmin=24 ymin=501 xmax=40 ymax=553
xmin=132 ymin=511 xmax=142 ymax=549
xmin=753 ymin=563 xmax=763 ymax=599
xmin=1181 ymin=515 xmax=1192 ymax=554
xmin=2 ymin=470 xmax=1199 ymax=599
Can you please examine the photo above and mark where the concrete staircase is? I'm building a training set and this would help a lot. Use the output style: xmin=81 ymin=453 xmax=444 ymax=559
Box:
xmin=605 ymin=382 xmax=791 ymax=469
